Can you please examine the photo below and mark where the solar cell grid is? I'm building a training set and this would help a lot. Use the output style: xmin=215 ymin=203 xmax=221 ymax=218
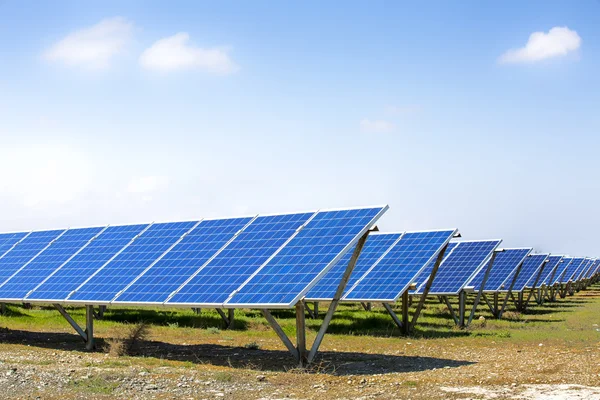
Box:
xmin=558 ymin=257 xmax=585 ymax=284
xmin=68 ymin=221 xmax=198 ymax=303
xmin=0 ymin=232 xmax=29 ymax=258
xmin=166 ymin=212 xmax=315 ymax=306
xmin=586 ymin=260 xmax=599 ymax=279
xmin=114 ymin=216 xmax=255 ymax=304
xmin=0 ymin=229 xmax=66 ymax=286
xmin=577 ymin=259 xmax=595 ymax=281
xmin=552 ymin=257 xmax=573 ymax=285
xmin=417 ymin=240 xmax=502 ymax=295
xmin=539 ymin=256 xmax=562 ymax=286
xmin=410 ymin=241 xmax=458 ymax=293
xmin=0 ymin=227 xmax=103 ymax=300
xmin=512 ymin=254 xmax=549 ymax=292
xmin=26 ymin=224 xmax=150 ymax=302
xmin=344 ymin=229 xmax=456 ymax=301
xmin=468 ymin=248 xmax=531 ymax=292
xmin=306 ymin=233 xmax=402 ymax=301
xmin=225 ymin=206 xmax=387 ymax=307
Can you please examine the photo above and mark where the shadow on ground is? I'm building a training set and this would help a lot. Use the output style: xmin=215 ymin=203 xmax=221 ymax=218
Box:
xmin=0 ymin=328 xmax=474 ymax=375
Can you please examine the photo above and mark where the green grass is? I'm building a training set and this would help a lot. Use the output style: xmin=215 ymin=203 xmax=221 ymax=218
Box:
xmin=1 ymin=285 xmax=599 ymax=353
xmin=68 ymin=375 xmax=119 ymax=395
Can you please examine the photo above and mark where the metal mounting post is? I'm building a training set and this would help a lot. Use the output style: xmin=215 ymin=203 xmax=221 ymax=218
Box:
xmin=303 ymin=301 xmax=315 ymax=319
xmin=85 ymin=305 xmax=94 ymax=351
xmin=409 ymin=244 xmax=448 ymax=331
xmin=382 ymin=303 xmax=403 ymax=330
xmin=55 ymin=304 xmax=87 ymax=342
xmin=215 ymin=308 xmax=235 ymax=329
xmin=458 ymin=291 xmax=466 ymax=327
xmin=262 ymin=309 xmax=298 ymax=360
xmin=401 ymin=291 xmax=409 ymax=334
xmin=442 ymin=296 xmax=459 ymax=325
xmin=306 ymin=231 xmax=369 ymax=365
xmin=467 ymin=250 xmax=500 ymax=326
xmin=296 ymin=302 xmax=306 ymax=365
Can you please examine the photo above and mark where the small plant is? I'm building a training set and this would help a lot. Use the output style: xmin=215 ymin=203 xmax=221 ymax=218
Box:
xmin=503 ymin=311 xmax=523 ymax=321
xmin=105 ymin=322 xmax=149 ymax=356
xmin=214 ymin=372 xmax=233 ymax=382
xmin=207 ymin=327 xmax=221 ymax=334
xmin=244 ymin=341 xmax=260 ymax=350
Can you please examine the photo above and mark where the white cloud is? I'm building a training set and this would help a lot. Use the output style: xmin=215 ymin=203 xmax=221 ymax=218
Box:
xmin=139 ymin=32 xmax=238 ymax=74
xmin=127 ymin=176 xmax=169 ymax=195
xmin=499 ymin=26 xmax=581 ymax=64
xmin=360 ymin=119 xmax=395 ymax=133
xmin=43 ymin=17 xmax=133 ymax=69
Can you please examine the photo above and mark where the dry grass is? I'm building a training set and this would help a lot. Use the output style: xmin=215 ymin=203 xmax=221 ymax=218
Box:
xmin=105 ymin=322 xmax=149 ymax=356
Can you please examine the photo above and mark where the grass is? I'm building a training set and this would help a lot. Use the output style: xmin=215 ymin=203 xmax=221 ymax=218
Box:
xmin=68 ymin=375 xmax=119 ymax=395
xmin=1 ymin=286 xmax=599 ymax=361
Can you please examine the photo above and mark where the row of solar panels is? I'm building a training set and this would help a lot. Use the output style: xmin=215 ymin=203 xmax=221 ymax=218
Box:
xmin=0 ymin=204 xmax=596 ymax=310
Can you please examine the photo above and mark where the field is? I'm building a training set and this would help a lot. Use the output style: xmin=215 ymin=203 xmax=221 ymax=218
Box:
xmin=1 ymin=287 xmax=600 ymax=399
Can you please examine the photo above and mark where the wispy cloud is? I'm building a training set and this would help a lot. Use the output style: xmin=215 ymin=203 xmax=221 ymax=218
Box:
xmin=43 ymin=17 xmax=133 ymax=69
xmin=360 ymin=119 xmax=395 ymax=133
xmin=499 ymin=26 xmax=581 ymax=64
xmin=139 ymin=33 xmax=238 ymax=74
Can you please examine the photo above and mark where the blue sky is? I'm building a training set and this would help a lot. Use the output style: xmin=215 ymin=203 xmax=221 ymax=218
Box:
xmin=0 ymin=1 xmax=599 ymax=256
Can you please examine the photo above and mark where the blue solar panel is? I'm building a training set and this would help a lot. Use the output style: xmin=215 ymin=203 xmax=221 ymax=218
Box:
xmin=166 ymin=212 xmax=315 ymax=305
xmin=558 ymin=257 xmax=585 ymax=284
xmin=584 ymin=260 xmax=599 ymax=279
xmin=469 ymin=248 xmax=531 ymax=292
xmin=576 ymin=259 xmax=594 ymax=281
xmin=410 ymin=242 xmax=458 ymax=293
xmin=114 ymin=217 xmax=254 ymax=304
xmin=511 ymin=254 xmax=549 ymax=292
xmin=0 ymin=227 xmax=103 ymax=300
xmin=590 ymin=261 xmax=600 ymax=278
xmin=539 ymin=256 xmax=562 ymax=286
xmin=224 ymin=206 xmax=387 ymax=307
xmin=420 ymin=240 xmax=502 ymax=295
xmin=0 ymin=232 xmax=29 ymax=258
xmin=0 ymin=229 xmax=66 ymax=286
xmin=67 ymin=221 xmax=198 ymax=303
xmin=26 ymin=224 xmax=149 ymax=301
xmin=552 ymin=257 xmax=573 ymax=285
xmin=344 ymin=230 xmax=456 ymax=301
xmin=305 ymin=233 xmax=402 ymax=301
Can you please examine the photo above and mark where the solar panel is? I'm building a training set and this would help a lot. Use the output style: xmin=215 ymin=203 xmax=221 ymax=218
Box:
xmin=0 ymin=232 xmax=29 ymax=258
xmin=0 ymin=227 xmax=104 ymax=300
xmin=113 ymin=217 xmax=254 ymax=304
xmin=552 ymin=257 xmax=573 ymax=285
xmin=25 ymin=224 xmax=150 ymax=302
xmin=164 ymin=212 xmax=315 ymax=306
xmin=416 ymin=240 xmax=502 ymax=295
xmin=0 ymin=229 xmax=66 ymax=286
xmin=584 ymin=260 xmax=599 ymax=279
xmin=538 ymin=256 xmax=562 ymax=286
xmin=67 ymin=221 xmax=198 ymax=303
xmin=576 ymin=259 xmax=594 ymax=281
xmin=343 ymin=229 xmax=456 ymax=302
xmin=512 ymin=254 xmax=549 ymax=292
xmin=305 ymin=233 xmax=403 ymax=301
xmin=468 ymin=248 xmax=531 ymax=292
xmin=591 ymin=260 xmax=600 ymax=278
xmin=223 ymin=206 xmax=387 ymax=307
xmin=558 ymin=257 xmax=585 ymax=284
xmin=410 ymin=242 xmax=458 ymax=293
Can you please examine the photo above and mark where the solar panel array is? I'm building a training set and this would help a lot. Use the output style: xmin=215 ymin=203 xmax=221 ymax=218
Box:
xmin=558 ymin=257 xmax=586 ymax=284
xmin=416 ymin=240 xmax=502 ymax=295
xmin=512 ymin=254 xmax=549 ymax=292
xmin=467 ymin=248 xmax=531 ymax=292
xmin=0 ymin=206 xmax=387 ymax=308
xmin=538 ymin=255 xmax=563 ymax=286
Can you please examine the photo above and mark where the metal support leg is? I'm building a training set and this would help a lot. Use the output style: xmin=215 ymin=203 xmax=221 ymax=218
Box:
xmin=442 ymin=296 xmax=459 ymax=325
xmin=382 ymin=303 xmax=403 ymax=330
xmin=303 ymin=301 xmax=315 ymax=319
xmin=493 ymin=293 xmax=499 ymax=316
xmin=0 ymin=303 xmax=5 ymax=315
xmin=306 ymin=231 xmax=369 ymax=364
xmin=228 ymin=309 xmax=235 ymax=329
xmin=401 ymin=291 xmax=409 ymax=334
xmin=262 ymin=310 xmax=298 ymax=360
xmin=192 ymin=308 xmax=201 ymax=315
xmin=409 ymin=244 xmax=447 ymax=331
xmin=85 ymin=305 xmax=94 ymax=351
xmin=481 ymin=294 xmax=494 ymax=314
xmin=458 ymin=291 xmax=466 ymax=328
xmin=295 ymin=302 xmax=306 ymax=365
xmin=54 ymin=304 xmax=87 ymax=342
xmin=313 ymin=302 xmax=319 ymax=318
xmin=467 ymin=250 xmax=499 ymax=326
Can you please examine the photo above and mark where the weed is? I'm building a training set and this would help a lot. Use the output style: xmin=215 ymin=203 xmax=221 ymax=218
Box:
xmin=105 ymin=322 xmax=149 ymax=356
xmin=214 ymin=371 xmax=233 ymax=382
xmin=207 ymin=327 xmax=221 ymax=334
xmin=244 ymin=341 xmax=261 ymax=350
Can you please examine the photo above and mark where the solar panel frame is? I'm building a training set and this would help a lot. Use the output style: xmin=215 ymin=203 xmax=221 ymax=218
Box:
xmin=558 ymin=257 xmax=586 ymax=284
xmin=222 ymin=205 xmax=389 ymax=308
xmin=417 ymin=239 xmax=503 ymax=296
xmin=576 ymin=258 xmax=595 ymax=281
xmin=584 ymin=260 xmax=599 ymax=279
xmin=0 ymin=232 xmax=31 ymax=260
xmin=341 ymin=229 xmax=458 ymax=302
